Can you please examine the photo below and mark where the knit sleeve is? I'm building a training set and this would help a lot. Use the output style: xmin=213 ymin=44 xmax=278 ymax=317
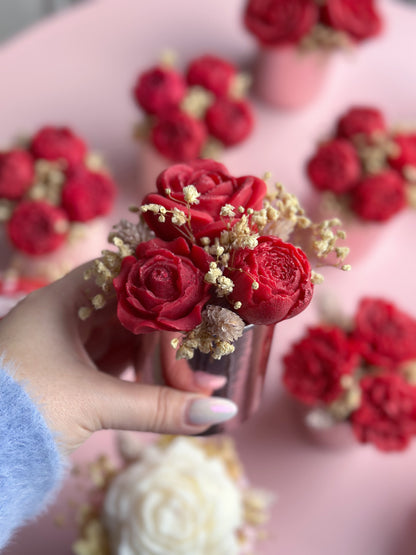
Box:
xmin=0 ymin=362 xmax=66 ymax=549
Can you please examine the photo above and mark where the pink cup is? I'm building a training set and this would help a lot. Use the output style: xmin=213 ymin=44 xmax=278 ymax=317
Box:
xmin=254 ymin=45 xmax=331 ymax=109
xmin=137 ymin=141 xmax=171 ymax=201
xmin=289 ymin=398 xmax=358 ymax=450
xmin=0 ymin=218 xmax=109 ymax=282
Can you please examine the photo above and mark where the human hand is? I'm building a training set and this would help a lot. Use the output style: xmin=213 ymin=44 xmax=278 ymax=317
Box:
xmin=0 ymin=262 xmax=237 ymax=455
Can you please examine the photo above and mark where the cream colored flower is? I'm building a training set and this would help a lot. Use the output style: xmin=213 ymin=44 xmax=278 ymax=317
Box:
xmin=103 ymin=438 xmax=243 ymax=555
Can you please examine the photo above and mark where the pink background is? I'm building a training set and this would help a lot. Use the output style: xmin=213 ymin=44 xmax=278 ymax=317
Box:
xmin=1 ymin=0 xmax=416 ymax=553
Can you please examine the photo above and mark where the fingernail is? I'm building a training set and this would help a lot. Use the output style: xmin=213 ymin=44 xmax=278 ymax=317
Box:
xmin=192 ymin=371 xmax=227 ymax=390
xmin=187 ymin=397 xmax=238 ymax=426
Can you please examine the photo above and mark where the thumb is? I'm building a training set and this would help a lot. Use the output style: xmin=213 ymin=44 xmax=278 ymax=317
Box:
xmin=89 ymin=373 xmax=238 ymax=436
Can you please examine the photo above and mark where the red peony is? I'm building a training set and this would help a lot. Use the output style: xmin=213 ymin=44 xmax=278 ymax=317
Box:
xmin=151 ymin=110 xmax=207 ymax=162
xmin=142 ymin=159 xmax=267 ymax=241
xmin=244 ymin=0 xmax=318 ymax=46
xmin=388 ymin=134 xmax=416 ymax=171
xmin=205 ymin=98 xmax=254 ymax=147
xmin=307 ymin=139 xmax=361 ymax=194
xmin=351 ymin=375 xmax=416 ymax=451
xmin=322 ymin=0 xmax=382 ymax=42
xmin=133 ymin=66 xmax=187 ymax=116
xmin=0 ymin=150 xmax=34 ymax=200
xmin=113 ymin=237 xmax=212 ymax=334
xmin=186 ymin=55 xmax=237 ymax=97
xmin=352 ymin=298 xmax=416 ymax=370
xmin=351 ymin=169 xmax=406 ymax=222
xmin=30 ymin=126 xmax=87 ymax=169
xmin=61 ymin=169 xmax=116 ymax=222
xmin=336 ymin=106 xmax=386 ymax=140
xmin=7 ymin=200 xmax=68 ymax=255
xmin=226 ymin=236 xmax=313 ymax=325
xmin=283 ymin=326 xmax=358 ymax=405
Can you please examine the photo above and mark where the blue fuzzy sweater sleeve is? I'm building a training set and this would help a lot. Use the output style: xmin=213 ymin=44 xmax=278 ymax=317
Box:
xmin=0 ymin=363 xmax=65 ymax=549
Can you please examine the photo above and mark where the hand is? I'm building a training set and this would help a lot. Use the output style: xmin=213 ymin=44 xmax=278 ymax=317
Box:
xmin=0 ymin=263 xmax=237 ymax=454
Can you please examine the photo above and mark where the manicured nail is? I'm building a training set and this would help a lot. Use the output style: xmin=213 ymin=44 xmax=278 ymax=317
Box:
xmin=187 ymin=397 xmax=238 ymax=426
xmin=193 ymin=371 xmax=227 ymax=390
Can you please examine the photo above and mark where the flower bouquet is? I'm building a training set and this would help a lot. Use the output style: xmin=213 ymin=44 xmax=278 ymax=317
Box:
xmin=306 ymin=106 xmax=416 ymax=262
xmin=243 ymin=0 xmax=383 ymax=109
xmin=80 ymin=159 xmax=349 ymax=431
xmin=283 ymin=297 xmax=416 ymax=451
xmin=132 ymin=53 xmax=254 ymax=194
xmin=72 ymin=434 xmax=273 ymax=555
xmin=0 ymin=126 xmax=116 ymax=282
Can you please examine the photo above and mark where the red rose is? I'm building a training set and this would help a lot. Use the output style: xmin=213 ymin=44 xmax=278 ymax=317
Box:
xmin=142 ymin=159 xmax=267 ymax=242
xmin=307 ymin=139 xmax=361 ymax=194
xmin=113 ymin=237 xmax=212 ymax=334
xmin=244 ymin=0 xmax=318 ymax=46
xmin=0 ymin=150 xmax=34 ymax=200
xmin=30 ymin=126 xmax=87 ymax=169
xmin=151 ymin=110 xmax=207 ymax=162
xmin=322 ymin=0 xmax=382 ymax=42
xmin=226 ymin=236 xmax=313 ymax=325
xmin=351 ymin=170 xmax=406 ymax=222
xmin=186 ymin=55 xmax=237 ymax=97
xmin=336 ymin=106 xmax=386 ymax=140
xmin=351 ymin=375 xmax=416 ymax=452
xmin=133 ymin=66 xmax=186 ymax=116
xmin=7 ymin=200 xmax=68 ymax=255
xmin=352 ymin=298 xmax=416 ymax=370
xmin=205 ymin=98 xmax=254 ymax=147
xmin=388 ymin=134 xmax=416 ymax=171
xmin=61 ymin=169 xmax=116 ymax=222
xmin=283 ymin=326 xmax=358 ymax=405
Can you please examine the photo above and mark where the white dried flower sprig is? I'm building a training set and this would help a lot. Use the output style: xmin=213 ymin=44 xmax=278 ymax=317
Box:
xmin=173 ymin=306 xmax=245 ymax=360
xmin=26 ymin=159 xmax=66 ymax=206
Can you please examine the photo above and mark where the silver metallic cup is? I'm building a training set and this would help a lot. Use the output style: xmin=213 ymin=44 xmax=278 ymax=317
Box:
xmin=156 ymin=324 xmax=276 ymax=434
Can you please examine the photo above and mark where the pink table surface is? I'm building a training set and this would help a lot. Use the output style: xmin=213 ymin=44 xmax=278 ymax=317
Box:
xmin=2 ymin=0 xmax=416 ymax=553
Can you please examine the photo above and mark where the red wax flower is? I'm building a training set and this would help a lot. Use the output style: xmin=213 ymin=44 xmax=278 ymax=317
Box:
xmin=30 ymin=126 xmax=87 ymax=169
xmin=61 ymin=169 xmax=116 ymax=222
xmin=133 ymin=66 xmax=186 ymax=116
xmin=7 ymin=200 xmax=68 ymax=255
xmin=0 ymin=150 xmax=34 ymax=200
xmin=205 ymin=98 xmax=254 ymax=147
xmin=352 ymin=298 xmax=416 ymax=370
xmin=151 ymin=110 xmax=207 ymax=162
xmin=244 ymin=0 xmax=319 ymax=46
xmin=113 ymin=237 xmax=212 ymax=334
xmin=336 ymin=106 xmax=386 ymax=140
xmin=226 ymin=236 xmax=313 ymax=325
xmin=307 ymin=139 xmax=361 ymax=194
xmin=351 ymin=375 xmax=416 ymax=452
xmin=388 ymin=134 xmax=416 ymax=171
xmin=283 ymin=326 xmax=358 ymax=405
xmin=351 ymin=169 xmax=406 ymax=222
xmin=186 ymin=55 xmax=237 ymax=97
xmin=142 ymin=159 xmax=267 ymax=241
xmin=322 ymin=0 xmax=382 ymax=42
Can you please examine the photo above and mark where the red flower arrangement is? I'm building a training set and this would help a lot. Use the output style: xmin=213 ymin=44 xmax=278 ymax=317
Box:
xmin=0 ymin=126 xmax=116 ymax=258
xmin=80 ymin=159 xmax=350 ymax=360
xmin=283 ymin=297 xmax=416 ymax=451
xmin=244 ymin=0 xmax=383 ymax=50
xmin=133 ymin=54 xmax=254 ymax=162
xmin=307 ymin=106 xmax=416 ymax=223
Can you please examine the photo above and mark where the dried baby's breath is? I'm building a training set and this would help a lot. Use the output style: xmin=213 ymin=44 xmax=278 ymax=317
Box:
xmin=299 ymin=23 xmax=351 ymax=52
xmin=175 ymin=306 xmax=245 ymax=360
xmin=181 ymin=85 xmax=213 ymax=118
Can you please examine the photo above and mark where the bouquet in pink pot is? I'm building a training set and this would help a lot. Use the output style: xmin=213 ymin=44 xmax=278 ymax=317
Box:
xmin=244 ymin=0 xmax=383 ymax=109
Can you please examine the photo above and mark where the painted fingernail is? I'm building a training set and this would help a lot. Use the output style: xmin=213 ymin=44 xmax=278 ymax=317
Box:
xmin=187 ymin=397 xmax=238 ymax=426
xmin=193 ymin=371 xmax=227 ymax=390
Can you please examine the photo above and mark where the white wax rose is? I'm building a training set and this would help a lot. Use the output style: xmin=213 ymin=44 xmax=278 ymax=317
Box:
xmin=103 ymin=437 xmax=243 ymax=555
